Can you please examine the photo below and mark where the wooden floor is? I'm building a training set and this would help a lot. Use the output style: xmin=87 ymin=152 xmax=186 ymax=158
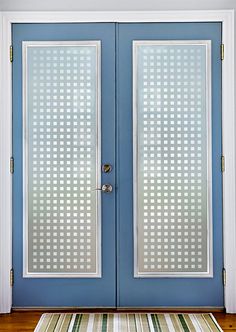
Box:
xmin=0 ymin=311 xmax=235 ymax=331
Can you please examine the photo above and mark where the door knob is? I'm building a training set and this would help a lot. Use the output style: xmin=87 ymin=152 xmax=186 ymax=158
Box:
xmin=101 ymin=184 xmax=113 ymax=193
xmin=92 ymin=184 xmax=113 ymax=193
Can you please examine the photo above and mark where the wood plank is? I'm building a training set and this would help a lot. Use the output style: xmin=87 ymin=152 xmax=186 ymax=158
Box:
xmin=214 ymin=313 xmax=236 ymax=330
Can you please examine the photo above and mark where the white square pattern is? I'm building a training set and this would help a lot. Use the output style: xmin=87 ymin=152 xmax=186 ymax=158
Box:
xmin=26 ymin=44 xmax=99 ymax=274
xmin=135 ymin=43 xmax=210 ymax=274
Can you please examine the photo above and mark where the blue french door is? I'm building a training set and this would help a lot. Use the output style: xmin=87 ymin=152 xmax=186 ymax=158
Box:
xmin=12 ymin=23 xmax=116 ymax=307
xmin=117 ymin=23 xmax=223 ymax=307
xmin=13 ymin=22 xmax=223 ymax=308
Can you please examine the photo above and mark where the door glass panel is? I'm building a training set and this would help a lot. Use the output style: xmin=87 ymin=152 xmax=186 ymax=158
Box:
xmin=23 ymin=41 xmax=101 ymax=277
xmin=133 ymin=41 xmax=212 ymax=277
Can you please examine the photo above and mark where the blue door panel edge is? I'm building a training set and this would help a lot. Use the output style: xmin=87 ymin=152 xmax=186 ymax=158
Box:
xmin=117 ymin=22 xmax=223 ymax=307
xmin=12 ymin=23 xmax=116 ymax=307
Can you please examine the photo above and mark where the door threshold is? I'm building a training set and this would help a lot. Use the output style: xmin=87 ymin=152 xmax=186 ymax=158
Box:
xmin=11 ymin=306 xmax=225 ymax=313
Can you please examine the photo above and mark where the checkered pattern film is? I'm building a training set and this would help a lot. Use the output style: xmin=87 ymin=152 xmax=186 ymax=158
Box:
xmin=134 ymin=42 xmax=210 ymax=275
xmin=25 ymin=43 xmax=100 ymax=275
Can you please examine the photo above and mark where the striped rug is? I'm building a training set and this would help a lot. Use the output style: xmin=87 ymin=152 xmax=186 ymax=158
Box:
xmin=34 ymin=313 xmax=223 ymax=332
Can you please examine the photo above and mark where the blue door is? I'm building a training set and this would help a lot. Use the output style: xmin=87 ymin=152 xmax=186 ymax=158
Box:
xmin=117 ymin=23 xmax=223 ymax=307
xmin=13 ymin=22 xmax=223 ymax=308
xmin=12 ymin=23 xmax=116 ymax=307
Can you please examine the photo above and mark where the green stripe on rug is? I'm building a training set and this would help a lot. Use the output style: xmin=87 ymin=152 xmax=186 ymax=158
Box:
xmin=72 ymin=314 xmax=82 ymax=332
xmin=101 ymin=313 xmax=107 ymax=332
xmin=178 ymin=314 xmax=191 ymax=332
xmin=34 ymin=313 xmax=223 ymax=332
xmin=151 ymin=314 xmax=159 ymax=332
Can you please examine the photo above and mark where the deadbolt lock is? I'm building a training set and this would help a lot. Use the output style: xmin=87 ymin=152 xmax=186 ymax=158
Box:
xmin=102 ymin=164 xmax=112 ymax=173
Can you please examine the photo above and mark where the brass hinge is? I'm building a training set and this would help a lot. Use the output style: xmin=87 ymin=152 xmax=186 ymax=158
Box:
xmin=222 ymin=268 xmax=226 ymax=286
xmin=10 ymin=157 xmax=14 ymax=174
xmin=221 ymin=156 xmax=225 ymax=173
xmin=220 ymin=44 xmax=224 ymax=61
xmin=10 ymin=269 xmax=14 ymax=287
xmin=10 ymin=45 xmax=13 ymax=62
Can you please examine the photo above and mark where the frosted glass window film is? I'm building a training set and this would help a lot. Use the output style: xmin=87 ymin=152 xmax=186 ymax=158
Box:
xmin=23 ymin=41 xmax=101 ymax=277
xmin=133 ymin=41 xmax=212 ymax=277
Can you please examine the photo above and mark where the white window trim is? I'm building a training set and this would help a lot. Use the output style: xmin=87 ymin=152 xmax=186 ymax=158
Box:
xmin=0 ymin=9 xmax=234 ymax=313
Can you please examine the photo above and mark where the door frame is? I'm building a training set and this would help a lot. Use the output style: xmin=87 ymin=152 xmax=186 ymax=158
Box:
xmin=0 ymin=9 xmax=235 ymax=313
